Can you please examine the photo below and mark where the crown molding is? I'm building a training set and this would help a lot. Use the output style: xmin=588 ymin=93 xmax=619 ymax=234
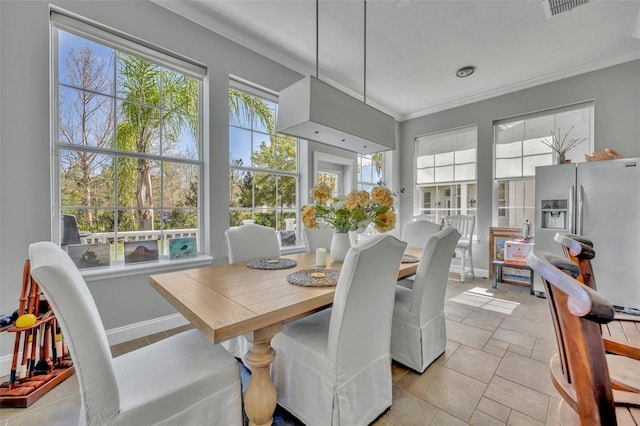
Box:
xmin=400 ymin=49 xmax=640 ymax=122
xmin=152 ymin=0 xmax=638 ymax=124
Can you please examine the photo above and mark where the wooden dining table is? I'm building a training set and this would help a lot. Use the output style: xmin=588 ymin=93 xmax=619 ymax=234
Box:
xmin=149 ymin=247 xmax=421 ymax=426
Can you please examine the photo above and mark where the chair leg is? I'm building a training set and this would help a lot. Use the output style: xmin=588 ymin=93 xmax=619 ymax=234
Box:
xmin=468 ymin=248 xmax=474 ymax=278
xmin=460 ymin=250 xmax=466 ymax=283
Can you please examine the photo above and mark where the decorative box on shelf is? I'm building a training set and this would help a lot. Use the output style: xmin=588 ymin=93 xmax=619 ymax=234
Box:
xmin=504 ymin=240 xmax=534 ymax=266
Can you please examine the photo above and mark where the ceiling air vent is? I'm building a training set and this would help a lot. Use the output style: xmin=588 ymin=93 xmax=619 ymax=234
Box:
xmin=542 ymin=0 xmax=590 ymax=18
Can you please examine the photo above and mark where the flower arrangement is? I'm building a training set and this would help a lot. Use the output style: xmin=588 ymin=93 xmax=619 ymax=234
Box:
xmin=540 ymin=126 xmax=587 ymax=162
xmin=301 ymin=183 xmax=396 ymax=233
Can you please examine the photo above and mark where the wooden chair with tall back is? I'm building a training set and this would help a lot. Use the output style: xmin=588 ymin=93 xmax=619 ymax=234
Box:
xmin=445 ymin=215 xmax=475 ymax=282
xmin=543 ymin=243 xmax=640 ymax=394
xmin=555 ymin=233 xmax=640 ymax=361
xmin=270 ymin=235 xmax=407 ymax=426
xmin=28 ymin=242 xmax=242 ymax=425
xmin=529 ymin=250 xmax=640 ymax=425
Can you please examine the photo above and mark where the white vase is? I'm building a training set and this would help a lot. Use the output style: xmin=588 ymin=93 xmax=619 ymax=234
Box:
xmin=330 ymin=232 xmax=351 ymax=263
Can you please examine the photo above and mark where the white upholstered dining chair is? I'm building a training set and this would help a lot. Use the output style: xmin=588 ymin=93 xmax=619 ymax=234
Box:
xmin=224 ymin=222 xmax=282 ymax=363
xmin=270 ymin=234 xmax=407 ymax=426
xmin=401 ymin=219 xmax=442 ymax=249
xmin=225 ymin=222 xmax=281 ymax=263
xmin=28 ymin=242 xmax=242 ymax=426
xmin=391 ymin=228 xmax=460 ymax=372
xmin=446 ymin=214 xmax=475 ymax=282
xmin=302 ymin=225 xmax=333 ymax=253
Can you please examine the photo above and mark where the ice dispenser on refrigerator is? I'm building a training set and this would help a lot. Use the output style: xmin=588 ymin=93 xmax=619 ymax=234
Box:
xmin=541 ymin=199 xmax=567 ymax=229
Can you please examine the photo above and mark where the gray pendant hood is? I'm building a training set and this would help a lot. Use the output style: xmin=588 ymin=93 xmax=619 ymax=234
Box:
xmin=276 ymin=76 xmax=396 ymax=154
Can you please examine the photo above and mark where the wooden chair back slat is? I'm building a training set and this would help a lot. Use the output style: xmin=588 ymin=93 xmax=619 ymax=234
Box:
xmin=528 ymin=250 xmax=617 ymax=425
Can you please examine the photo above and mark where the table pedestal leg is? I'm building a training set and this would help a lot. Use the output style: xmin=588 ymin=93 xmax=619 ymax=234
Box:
xmin=244 ymin=323 xmax=283 ymax=426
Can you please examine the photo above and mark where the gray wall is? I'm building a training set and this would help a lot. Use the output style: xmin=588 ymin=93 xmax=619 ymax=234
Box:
xmin=398 ymin=59 xmax=640 ymax=274
xmin=0 ymin=0 xmax=307 ymax=359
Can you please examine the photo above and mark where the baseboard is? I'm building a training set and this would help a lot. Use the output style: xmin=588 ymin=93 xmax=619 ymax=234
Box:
xmin=0 ymin=313 xmax=188 ymax=377
xmin=105 ymin=313 xmax=189 ymax=346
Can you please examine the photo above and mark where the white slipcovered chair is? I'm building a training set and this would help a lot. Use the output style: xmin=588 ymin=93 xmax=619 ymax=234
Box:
xmin=224 ymin=223 xmax=281 ymax=363
xmin=391 ymin=228 xmax=460 ymax=373
xmin=401 ymin=219 xmax=443 ymax=249
xmin=412 ymin=214 xmax=437 ymax=223
xmin=446 ymin=214 xmax=475 ymax=282
xmin=28 ymin=242 xmax=242 ymax=426
xmin=270 ymin=235 xmax=407 ymax=426
xmin=302 ymin=225 xmax=333 ymax=253
xmin=225 ymin=222 xmax=281 ymax=263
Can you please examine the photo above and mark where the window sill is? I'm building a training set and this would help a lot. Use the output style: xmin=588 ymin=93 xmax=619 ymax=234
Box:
xmin=80 ymin=255 xmax=214 ymax=282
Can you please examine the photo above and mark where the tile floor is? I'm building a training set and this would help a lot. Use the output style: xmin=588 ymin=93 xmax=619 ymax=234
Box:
xmin=0 ymin=274 xmax=561 ymax=426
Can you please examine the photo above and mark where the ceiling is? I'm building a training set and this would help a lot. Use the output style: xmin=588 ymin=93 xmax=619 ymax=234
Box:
xmin=154 ymin=0 xmax=640 ymax=121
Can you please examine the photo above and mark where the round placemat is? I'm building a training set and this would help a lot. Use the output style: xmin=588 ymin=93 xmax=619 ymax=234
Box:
xmin=402 ymin=254 xmax=419 ymax=263
xmin=246 ymin=258 xmax=298 ymax=270
xmin=287 ymin=269 xmax=340 ymax=287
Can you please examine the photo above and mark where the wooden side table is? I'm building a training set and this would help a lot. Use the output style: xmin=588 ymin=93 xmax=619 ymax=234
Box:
xmin=492 ymin=260 xmax=535 ymax=295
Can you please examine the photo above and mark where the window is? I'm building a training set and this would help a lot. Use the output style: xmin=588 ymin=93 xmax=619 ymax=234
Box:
xmin=317 ymin=171 xmax=339 ymax=196
xmin=313 ymin=152 xmax=354 ymax=200
xmin=357 ymin=152 xmax=384 ymax=191
xmin=494 ymin=102 xmax=593 ymax=227
xmin=53 ymin=13 xmax=204 ymax=265
xmin=415 ymin=126 xmax=478 ymax=223
xmin=228 ymin=83 xmax=299 ymax=246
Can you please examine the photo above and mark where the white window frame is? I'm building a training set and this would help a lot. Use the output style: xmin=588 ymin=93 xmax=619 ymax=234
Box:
xmin=51 ymin=11 xmax=209 ymax=277
xmin=228 ymin=80 xmax=302 ymax=249
xmin=493 ymin=101 xmax=594 ymax=227
xmin=357 ymin=152 xmax=386 ymax=191
xmin=414 ymin=126 xmax=478 ymax=224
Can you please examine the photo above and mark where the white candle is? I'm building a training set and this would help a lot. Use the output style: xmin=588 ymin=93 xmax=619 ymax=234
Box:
xmin=316 ymin=248 xmax=327 ymax=267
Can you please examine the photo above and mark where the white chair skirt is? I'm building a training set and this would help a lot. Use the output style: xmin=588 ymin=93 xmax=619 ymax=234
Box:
xmin=390 ymin=287 xmax=446 ymax=373
xmin=270 ymin=309 xmax=392 ymax=426
xmin=111 ymin=329 xmax=242 ymax=426
xmin=221 ymin=335 xmax=252 ymax=366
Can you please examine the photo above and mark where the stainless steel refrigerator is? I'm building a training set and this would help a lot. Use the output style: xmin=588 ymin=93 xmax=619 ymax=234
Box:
xmin=534 ymin=158 xmax=640 ymax=315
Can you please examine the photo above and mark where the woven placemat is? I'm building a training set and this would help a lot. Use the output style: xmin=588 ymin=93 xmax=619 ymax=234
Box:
xmin=246 ymin=258 xmax=298 ymax=270
xmin=401 ymin=254 xmax=419 ymax=263
xmin=287 ymin=269 xmax=340 ymax=287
